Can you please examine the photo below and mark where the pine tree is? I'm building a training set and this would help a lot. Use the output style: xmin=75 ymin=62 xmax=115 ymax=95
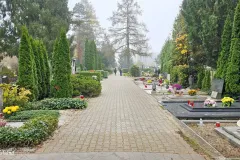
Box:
xmin=225 ymin=1 xmax=240 ymax=95
xmin=41 ymin=41 xmax=50 ymax=98
xmin=30 ymin=38 xmax=41 ymax=100
xmin=18 ymin=26 xmax=38 ymax=100
xmin=51 ymin=29 xmax=72 ymax=98
xmin=215 ymin=15 xmax=233 ymax=79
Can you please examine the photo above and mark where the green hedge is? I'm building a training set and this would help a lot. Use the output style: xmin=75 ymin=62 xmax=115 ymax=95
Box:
xmin=96 ymin=70 xmax=104 ymax=79
xmin=24 ymin=98 xmax=87 ymax=110
xmin=0 ymin=115 xmax=58 ymax=148
xmin=122 ymin=68 xmax=129 ymax=73
xmin=103 ymin=71 xmax=108 ymax=78
xmin=78 ymin=71 xmax=101 ymax=81
xmin=6 ymin=110 xmax=59 ymax=121
xmin=130 ymin=65 xmax=140 ymax=77
xmin=71 ymin=75 xmax=102 ymax=97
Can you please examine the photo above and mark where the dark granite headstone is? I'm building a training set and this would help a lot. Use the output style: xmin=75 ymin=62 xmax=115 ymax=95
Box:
xmin=211 ymin=79 xmax=224 ymax=99
xmin=211 ymin=79 xmax=224 ymax=93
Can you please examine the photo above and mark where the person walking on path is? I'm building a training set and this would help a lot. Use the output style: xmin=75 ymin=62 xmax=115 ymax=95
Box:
xmin=119 ymin=68 xmax=122 ymax=76
xmin=114 ymin=68 xmax=117 ymax=76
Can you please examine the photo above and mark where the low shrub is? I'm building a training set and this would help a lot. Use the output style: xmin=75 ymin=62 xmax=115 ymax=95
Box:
xmin=122 ymin=68 xmax=129 ymax=73
xmin=0 ymin=115 xmax=58 ymax=148
xmin=130 ymin=65 xmax=140 ymax=77
xmin=6 ymin=110 xmax=59 ymax=121
xmin=104 ymin=69 xmax=113 ymax=74
xmin=103 ymin=71 xmax=108 ymax=78
xmin=78 ymin=71 xmax=101 ymax=81
xmin=24 ymin=98 xmax=87 ymax=110
xmin=0 ymin=84 xmax=31 ymax=107
xmin=71 ymin=75 xmax=102 ymax=97
xmin=96 ymin=70 xmax=104 ymax=79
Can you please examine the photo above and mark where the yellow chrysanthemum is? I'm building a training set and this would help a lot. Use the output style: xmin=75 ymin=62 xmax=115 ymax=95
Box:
xmin=15 ymin=106 xmax=20 ymax=110
xmin=3 ymin=109 xmax=8 ymax=113
xmin=11 ymin=107 xmax=17 ymax=112
xmin=7 ymin=111 xmax=11 ymax=114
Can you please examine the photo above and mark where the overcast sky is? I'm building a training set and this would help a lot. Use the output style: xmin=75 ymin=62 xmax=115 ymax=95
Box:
xmin=68 ymin=0 xmax=183 ymax=56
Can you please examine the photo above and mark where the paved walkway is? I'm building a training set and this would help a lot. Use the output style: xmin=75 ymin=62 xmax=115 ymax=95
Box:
xmin=1 ymin=75 xmax=205 ymax=160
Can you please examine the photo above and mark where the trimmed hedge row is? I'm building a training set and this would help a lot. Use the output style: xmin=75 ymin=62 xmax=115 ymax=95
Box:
xmin=78 ymin=71 xmax=102 ymax=81
xmin=103 ymin=71 xmax=108 ymax=78
xmin=0 ymin=115 xmax=58 ymax=148
xmin=24 ymin=98 xmax=87 ymax=110
xmin=71 ymin=76 xmax=102 ymax=97
xmin=6 ymin=110 xmax=59 ymax=121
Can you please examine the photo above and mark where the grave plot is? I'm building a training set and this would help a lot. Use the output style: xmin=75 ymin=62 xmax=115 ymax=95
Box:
xmin=159 ymin=101 xmax=240 ymax=119
xmin=187 ymin=122 xmax=240 ymax=158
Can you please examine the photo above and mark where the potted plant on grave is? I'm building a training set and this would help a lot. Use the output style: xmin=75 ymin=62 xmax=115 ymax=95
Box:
xmin=204 ymin=98 xmax=216 ymax=107
xmin=164 ymin=79 xmax=170 ymax=89
xmin=221 ymin=97 xmax=234 ymax=107
xmin=188 ymin=89 xmax=197 ymax=96
xmin=147 ymin=79 xmax=152 ymax=84
xmin=2 ymin=106 xmax=20 ymax=118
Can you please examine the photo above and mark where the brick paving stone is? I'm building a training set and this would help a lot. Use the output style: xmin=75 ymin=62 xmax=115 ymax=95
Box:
xmin=0 ymin=75 xmax=206 ymax=160
xmin=37 ymin=76 xmax=204 ymax=155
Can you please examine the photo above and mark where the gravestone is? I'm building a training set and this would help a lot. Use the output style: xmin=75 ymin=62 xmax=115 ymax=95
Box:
xmin=0 ymin=88 xmax=3 ymax=112
xmin=167 ymin=74 xmax=171 ymax=81
xmin=211 ymin=79 xmax=224 ymax=99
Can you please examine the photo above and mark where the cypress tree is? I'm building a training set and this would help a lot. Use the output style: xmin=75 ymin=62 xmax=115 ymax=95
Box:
xmin=41 ymin=41 xmax=50 ymax=98
xmin=37 ymin=40 xmax=46 ymax=99
xmin=18 ymin=26 xmax=38 ymax=100
xmin=98 ymin=53 xmax=102 ymax=70
xmin=30 ymin=38 xmax=41 ymax=100
xmin=202 ymin=71 xmax=211 ymax=91
xmin=225 ymin=2 xmax=240 ymax=95
xmin=84 ymin=39 xmax=90 ymax=70
xmin=197 ymin=69 xmax=204 ymax=89
xmin=51 ymin=29 xmax=72 ymax=98
xmin=215 ymin=15 xmax=233 ymax=79
xmin=89 ymin=40 xmax=96 ymax=70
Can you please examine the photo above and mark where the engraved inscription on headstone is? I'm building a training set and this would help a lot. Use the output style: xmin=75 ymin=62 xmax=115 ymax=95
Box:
xmin=211 ymin=79 xmax=224 ymax=93
xmin=0 ymin=88 xmax=3 ymax=111
xmin=211 ymin=91 xmax=218 ymax=99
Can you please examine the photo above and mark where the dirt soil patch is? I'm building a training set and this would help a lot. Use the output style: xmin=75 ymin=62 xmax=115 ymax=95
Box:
xmin=188 ymin=123 xmax=240 ymax=158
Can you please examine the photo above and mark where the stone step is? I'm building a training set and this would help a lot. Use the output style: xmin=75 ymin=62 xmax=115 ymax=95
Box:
xmin=215 ymin=127 xmax=240 ymax=147
xmin=222 ymin=126 xmax=240 ymax=140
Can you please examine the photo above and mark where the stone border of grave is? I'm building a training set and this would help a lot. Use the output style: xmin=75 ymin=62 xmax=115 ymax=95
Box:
xmin=181 ymin=104 xmax=240 ymax=112
xmin=215 ymin=126 xmax=240 ymax=148
xmin=162 ymin=110 xmax=225 ymax=160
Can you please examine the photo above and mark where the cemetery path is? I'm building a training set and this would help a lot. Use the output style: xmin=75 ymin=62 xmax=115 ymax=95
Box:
xmin=1 ymin=75 xmax=205 ymax=160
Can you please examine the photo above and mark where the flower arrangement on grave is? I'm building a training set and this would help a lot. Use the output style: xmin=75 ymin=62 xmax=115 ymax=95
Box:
xmin=204 ymin=99 xmax=216 ymax=107
xmin=167 ymin=88 xmax=173 ymax=94
xmin=221 ymin=97 xmax=234 ymax=107
xmin=147 ymin=79 xmax=152 ymax=84
xmin=188 ymin=89 xmax=197 ymax=96
xmin=2 ymin=106 xmax=20 ymax=118
xmin=172 ymin=84 xmax=182 ymax=90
